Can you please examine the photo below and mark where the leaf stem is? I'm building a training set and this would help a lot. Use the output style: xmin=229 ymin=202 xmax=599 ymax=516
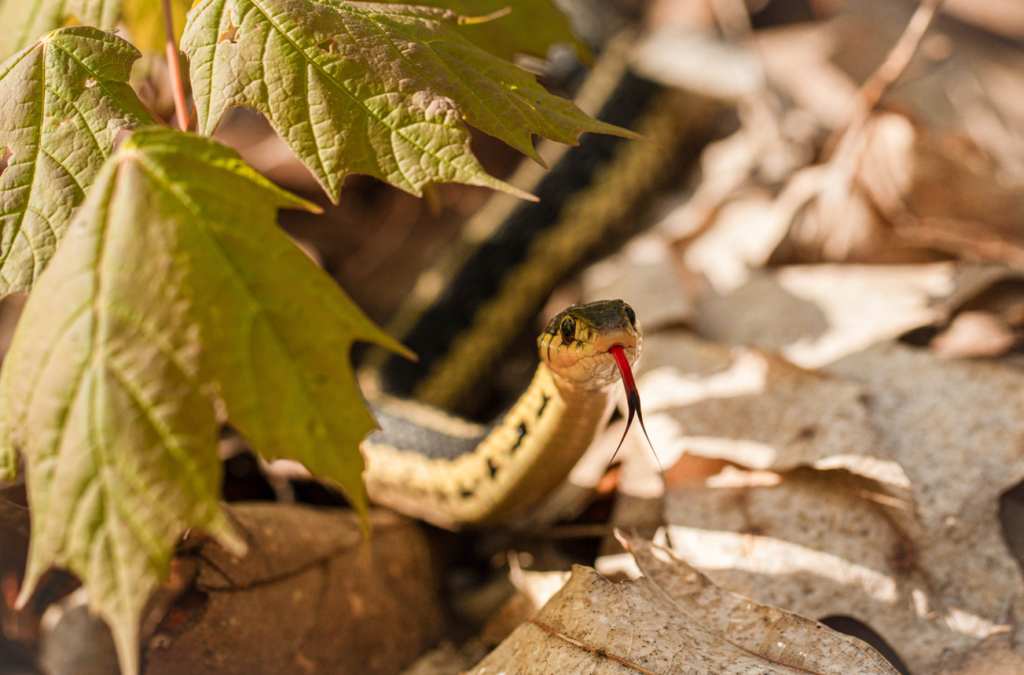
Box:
xmin=162 ymin=0 xmax=189 ymax=131
xmin=858 ymin=0 xmax=945 ymax=112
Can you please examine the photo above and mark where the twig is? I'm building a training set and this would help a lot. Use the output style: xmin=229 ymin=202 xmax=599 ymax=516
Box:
xmin=138 ymin=97 xmax=170 ymax=126
xmin=857 ymin=0 xmax=945 ymax=113
xmin=162 ymin=0 xmax=189 ymax=131
xmin=823 ymin=0 xmax=945 ymax=158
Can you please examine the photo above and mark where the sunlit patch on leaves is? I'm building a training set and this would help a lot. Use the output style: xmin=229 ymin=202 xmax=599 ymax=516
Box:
xmin=0 ymin=0 xmax=122 ymax=61
xmin=0 ymin=27 xmax=155 ymax=296
xmin=0 ymin=128 xmax=408 ymax=675
xmin=182 ymin=0 xmax=639 ymax=202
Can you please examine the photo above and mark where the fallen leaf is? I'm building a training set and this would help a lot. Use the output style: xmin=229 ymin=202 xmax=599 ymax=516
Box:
xmin=658 ymin=343 xmax=1024 ymax=674
xmin=772 ymin=111 xmax=1024 ymax=267
xmin=470 ymin=534 xmax=901 ymax=675
xmin=631 ymin=331 xmax=910 ymax=489
xmin=696 ymin=263 xmax=1006 ymax=368
xmin=145 ymin=505 xmax=445 ymax=675
xmin=631 ymin=27 xmax=763 ymax=99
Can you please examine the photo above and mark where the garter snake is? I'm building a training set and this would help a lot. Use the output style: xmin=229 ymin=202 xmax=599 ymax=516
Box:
xmin=357 ymin=34 xmax=724 ymax=529
xmin=363 ymin=300 xmax=641 ymax=529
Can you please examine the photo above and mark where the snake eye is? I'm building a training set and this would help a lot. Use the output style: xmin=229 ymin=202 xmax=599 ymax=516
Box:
xmin=560 ymin=316 xmax=576 ymax=343
xmin=624 ymin=304 xmax=636 ymax=327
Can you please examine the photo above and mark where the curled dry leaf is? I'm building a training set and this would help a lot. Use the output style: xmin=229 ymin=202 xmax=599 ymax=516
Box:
xmin=930 ymin=310 xmax=1017 ymax=358
xmin=773 ymin=112 xmax=1024 ymax=267
xmin=582 ymin=232 xmax=695 ymax=333
xmin=145 ymin=504 xmax=445 ymax=675
xmin=660 ymin=343 xmax=1024 ymax=674
xmin=695 ymin=263 xmax=1011 ymax=369
xmin=629 ymin=331 xmax=910 ymax=490
xmin=470 ymin=535 xmax=900 ymax=675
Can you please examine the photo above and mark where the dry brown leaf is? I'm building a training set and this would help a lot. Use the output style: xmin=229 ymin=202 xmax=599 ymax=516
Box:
xmin=677 ymin=192 xmax=790 ymax=294
xmin=943 ymin=0 xmax=1024 ymax=40
xmin=470 ymin=535 xmax=901 ymax=675
xmin=930 ymin=310 xmax=1017 ymax=358
xmin=770 ymin=106 xmax=1024 ymax=268
xmin=655 ymin=342 xmax=1024 ymax=675
xmin=754 ymin=22 xmax=858 ymax=129
xmin=144 ymin=505 xmax=445 ymax=675
xmin=696 ymin=263 xmax=1010 ymax=368
xmin=629 ymin=331 xmax=909 ymax=489
xmin=582 ymin=232 xmax=694 ymax=332
xmin=631 ymin=28 xmax=763 ymax=100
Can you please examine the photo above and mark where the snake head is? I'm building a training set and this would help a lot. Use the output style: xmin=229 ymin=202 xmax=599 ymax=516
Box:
xmin=538 ymin=299 xmax=642 ymax=389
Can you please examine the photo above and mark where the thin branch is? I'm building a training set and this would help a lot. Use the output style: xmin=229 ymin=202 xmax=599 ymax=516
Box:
xmin=162 ymin=0 xmax=189 ymax=131
xmin=138 ymin=97 xmax=170 ymax=126
xmin=857 ymin=0 xmax=946 ymax=112
xmin=823 ymin=0 xmax=945 ymax=158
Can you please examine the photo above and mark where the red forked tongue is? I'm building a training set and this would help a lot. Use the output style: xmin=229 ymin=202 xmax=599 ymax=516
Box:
xmin=608 ymin=346 xmax=660 ymax=470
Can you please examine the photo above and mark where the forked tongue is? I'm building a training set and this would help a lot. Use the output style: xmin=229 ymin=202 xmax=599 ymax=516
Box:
xmin=608 ymin=346 xmax=659 ymax=470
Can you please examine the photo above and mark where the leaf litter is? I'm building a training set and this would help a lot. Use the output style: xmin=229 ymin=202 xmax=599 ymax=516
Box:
xmin=469 ymin=534 xmax=900 ymax=675
xmin=632 ymin=344 xmax=1024 ymax=675
xmin=545 ymin=3 xmax=1024 ymax=674
xmin=144 ymin=505 xmax=445 ymax=675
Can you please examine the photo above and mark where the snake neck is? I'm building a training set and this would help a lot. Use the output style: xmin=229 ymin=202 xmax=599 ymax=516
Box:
xmin=362 ymin=363 xmax=616 ymax=530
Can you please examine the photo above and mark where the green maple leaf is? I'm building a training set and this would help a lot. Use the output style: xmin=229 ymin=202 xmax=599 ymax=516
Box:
xmin=1 ymin=128 xmax=407 ymax=675
xmin=182 ymin=0 xmax=639 ymax=202
xmin=379 ymin=0 xmax=589 ymax=62
xmin=0 ymin=0 xmax=122 ymax=61
xmin=0 ymin=27 xmax=155 ymax=296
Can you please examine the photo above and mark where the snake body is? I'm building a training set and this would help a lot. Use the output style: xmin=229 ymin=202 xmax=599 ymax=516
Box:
xmin=364 ymin=301 xmax=641 ymax=529
xmin=357 ymin=36 xmax=722 ymax=529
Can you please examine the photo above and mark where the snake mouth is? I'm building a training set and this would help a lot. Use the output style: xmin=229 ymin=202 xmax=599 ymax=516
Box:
xmin=549 ymin=335 xmax=640 ymax=390
xmin=538 ymin=299 xmax=643 ymax=388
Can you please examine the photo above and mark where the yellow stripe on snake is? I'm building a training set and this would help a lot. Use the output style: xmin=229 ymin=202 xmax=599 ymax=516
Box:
xmin=363 ymin=300 xmax=641 ymax=530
